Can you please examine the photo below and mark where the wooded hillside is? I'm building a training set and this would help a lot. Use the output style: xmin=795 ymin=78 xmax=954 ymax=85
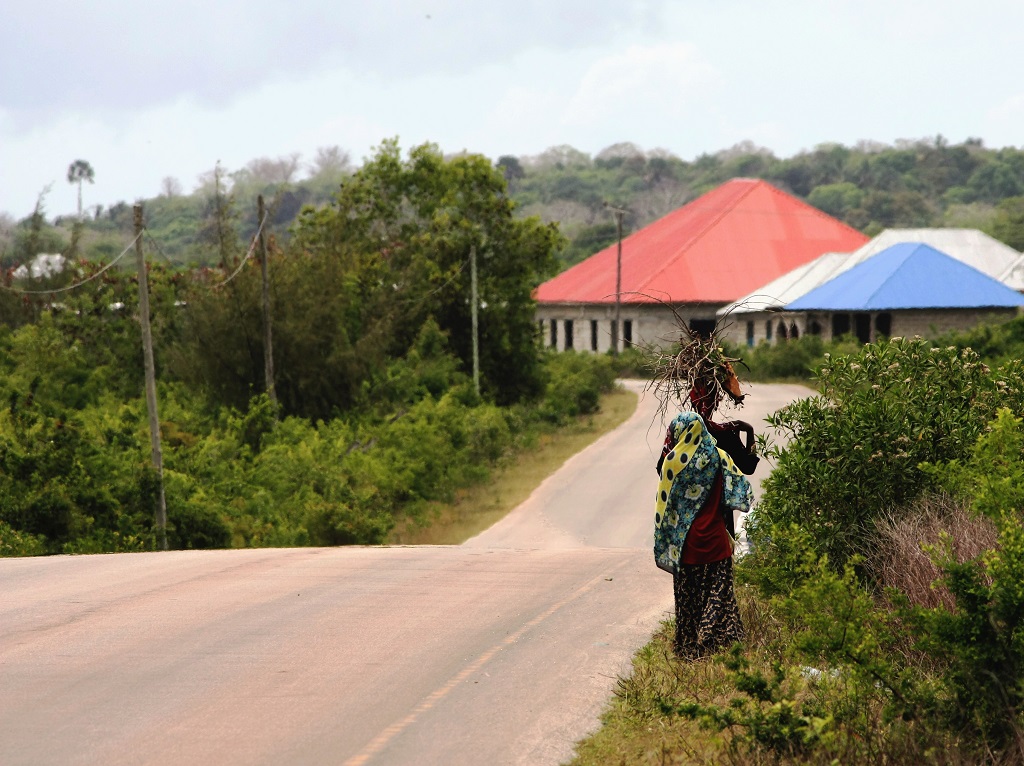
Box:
xmin=5 ymin=136 xmax=1022 ymax=274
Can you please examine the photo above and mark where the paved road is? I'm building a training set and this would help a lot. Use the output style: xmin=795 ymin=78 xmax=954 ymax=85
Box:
xmin=0 ymin=382 xmax=810 ymax=766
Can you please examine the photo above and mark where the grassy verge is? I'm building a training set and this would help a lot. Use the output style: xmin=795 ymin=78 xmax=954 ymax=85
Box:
xmin=388 ymin=385 xmax=638 ymax=545
xmin=569 ymin=584 xmax=782 ymax=765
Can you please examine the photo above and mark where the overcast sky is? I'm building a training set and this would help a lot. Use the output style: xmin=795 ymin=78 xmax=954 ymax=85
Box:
xmin=3 ymin=0 xmax=1023 ymax=219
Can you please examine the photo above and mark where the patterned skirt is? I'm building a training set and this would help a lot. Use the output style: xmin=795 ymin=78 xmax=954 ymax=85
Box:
xmin=672 ymin=557 xmax=744 ymax=660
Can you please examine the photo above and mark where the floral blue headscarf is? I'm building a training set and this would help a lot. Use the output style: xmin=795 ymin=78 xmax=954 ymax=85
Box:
xmin=654 ymin=412 xmax=752 ymax=574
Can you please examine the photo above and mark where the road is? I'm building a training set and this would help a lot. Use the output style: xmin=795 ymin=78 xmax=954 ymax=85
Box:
xmin=0 ymin=381 xmax=810 ymax=766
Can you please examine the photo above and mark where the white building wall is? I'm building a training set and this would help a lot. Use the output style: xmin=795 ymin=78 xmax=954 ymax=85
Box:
xmin=535 ymin=302 xmax=726 ymax=352
xmin=539 ymin=303 xmax=1021 ymax=353
xmin=719 ymin=307 xmax=1021 ymax=347
xmin=889 ymin=308 xmax=1019 ymax=339
xmin=718 ymin=311 xmax=807 ymax=348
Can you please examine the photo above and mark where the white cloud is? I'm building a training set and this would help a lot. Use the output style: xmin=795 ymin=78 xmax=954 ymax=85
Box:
xmin=5 ymin=0 xmax=1024 ymax=219
xmin=987 ymin=94 xmax=1024 ymax=124
xmin=560 ymin=43 xmax=719 ymax=127
xmin=0 ymin=0 xmax=671 ymax=114
xmin=479 ymin=84 xmax=565 ymax=155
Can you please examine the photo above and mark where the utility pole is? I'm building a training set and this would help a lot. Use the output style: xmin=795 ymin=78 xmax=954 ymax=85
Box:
xmin=605 ymin=204 xmax=627 ymax=355
xmin=133 ymin=204 xmax=168 ymax=550
xmin=257 ymin=195 xmax=276 ymax=406
xmin=471 ymin=244 xmax=480 ymax=396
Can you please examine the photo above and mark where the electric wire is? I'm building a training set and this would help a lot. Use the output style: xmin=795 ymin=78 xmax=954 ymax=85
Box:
xmin=0 ymin=232 xmax=141 ymax=295
xmin=209 ymin=213 xmax=269 ymax=291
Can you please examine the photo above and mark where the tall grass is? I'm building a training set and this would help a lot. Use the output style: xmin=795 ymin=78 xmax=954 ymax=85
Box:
xmin=865 ymin=494 xmax=998 ymax=611
xmin=572 ymin=499 xmax=1022 ymax=765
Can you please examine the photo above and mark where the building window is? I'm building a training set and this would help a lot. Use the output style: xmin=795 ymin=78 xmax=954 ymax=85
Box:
xmin=777 ymin=320 xmax=788 ymax=341
xmin=790 ymin=323 xmax=799 ymax=339
xmin=623 ymin=319 xmax=633 ymax=346
xmin=590 ymin=319 xmax=598 ymax=351
xmin=746 ymin=321 xmax=754 ymax=348
xmin=808 ymin=320 xmax=822 ymax=336
xmin=854 ymin=313 xmax=871 ymax=344
xmin=875 ymin=312 xmax=892 ymax=338
xmin=690 ymin=318 xmax=715 ymax=337
xmin=766 ymin=320 xmax=773 ymax=342
xmin=549 ymin=319 xmax=557 ymax=348
xmin=832 ymin=313 xmax=850 ymax=339
xmin=564 ymin=319 xmax=574 ymax=350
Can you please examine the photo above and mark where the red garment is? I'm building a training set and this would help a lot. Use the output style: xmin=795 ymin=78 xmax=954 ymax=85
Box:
xmin=681 ymin=472 xmax=732 ymax=564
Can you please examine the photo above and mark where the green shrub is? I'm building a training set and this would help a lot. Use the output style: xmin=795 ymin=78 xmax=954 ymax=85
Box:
xmin=905 ymin=510 xmax=1024 ymax=752
xmin=737 ymin=335 xmax=826 ymax=381
xmin=167 ymin=500 xmax=232 ymax=549
xmin=611 ymin=345 xmax=649 ymax=378
xmin=924 ymin=407 xmax=1024 ymax=521
xmin=304 ymin=496 xmax=392 ymax=546
xmin=937 ymin=312 xmax=1024 ymax=367
xmin=0 ymin=521 xmax=46 ymax=557
xmin=725 ymin=334 xmax=861 ymax=382
xmin=0 ymin=306 xmax=622 ymax=554
xmin=738 ymin=407 xmax=1024 ymax=760
xmin=539 ymin=350 xmax=617 ymax=423
xmin=749 ymin=338 xmax=1024 ymax=571
xmin=676 ymin=526 xmax=944 ymax=763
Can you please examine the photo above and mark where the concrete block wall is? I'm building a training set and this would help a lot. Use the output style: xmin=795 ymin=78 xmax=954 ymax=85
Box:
xmin=538 ymin=304 xmax=1021 ymax=353
xmin=889 ymin=308 xmax=1019 ymax=339
xmin=535 ymin=303 xmax=724 ymax=352
xmin=717 ymin=312 xmax=806 ymax=348
xmin=716 ymin=307 xmax=1021 ymax=347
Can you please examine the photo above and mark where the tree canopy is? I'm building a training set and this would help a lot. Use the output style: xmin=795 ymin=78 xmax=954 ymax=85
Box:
xmin=171 ymin=141 xmax=562 ymax=419
xmin=25 ymin=136 xmax=1024 ymax=274
xmin=66 ymin=159 xmax=95 ymax=220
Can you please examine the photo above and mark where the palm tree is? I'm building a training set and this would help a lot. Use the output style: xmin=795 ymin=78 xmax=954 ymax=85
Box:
xmin=66 ymin=159 xmax=95 ymax=219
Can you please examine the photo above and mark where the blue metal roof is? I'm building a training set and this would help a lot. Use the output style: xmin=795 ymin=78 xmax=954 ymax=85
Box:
xmin=785 ymin=242 xmax=1024 ymax=311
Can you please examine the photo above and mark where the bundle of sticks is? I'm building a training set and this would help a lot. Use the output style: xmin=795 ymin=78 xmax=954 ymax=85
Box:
xmin=639 ymin=305 xmax=745 ymax=421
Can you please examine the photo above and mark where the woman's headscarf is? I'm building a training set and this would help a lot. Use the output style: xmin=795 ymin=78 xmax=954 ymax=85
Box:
xmin=653 ymin=411 xmax=752 ymax=574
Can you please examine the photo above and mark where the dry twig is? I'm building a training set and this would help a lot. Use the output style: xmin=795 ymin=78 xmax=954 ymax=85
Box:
xmin=630 ymin=292 xmax=748 ymax=423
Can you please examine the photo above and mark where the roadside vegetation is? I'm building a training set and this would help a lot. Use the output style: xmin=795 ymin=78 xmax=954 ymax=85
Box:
xmin=389 ymin=384 xmax=637 ymax=545
xmin=572 ymin=324 xmax=1024 ymax=765
xmin=0 ymin=142 xmax=626 ymax=557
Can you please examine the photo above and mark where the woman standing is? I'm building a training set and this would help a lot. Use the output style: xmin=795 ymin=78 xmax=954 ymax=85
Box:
xmin=653 ymin=363 xmax=756 ymax=660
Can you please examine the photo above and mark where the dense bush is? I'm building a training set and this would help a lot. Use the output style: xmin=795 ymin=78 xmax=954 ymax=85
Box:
xmin=731 ymin=335 xmax=855 ymax=381
xmin=0 ymin=521 xmax=45 ymax=557
xmin=0 ymin=310 xmax=619 ymax=556
xmin=747 ymin=337 xmax=1024 ymax=572
xmin=937 ymin=312 xmax=1024 ymax=370
xmin=0 ymin=142 xmax=617 ymax=556
xmin=705 ymin=343 xmax=1024 ymax=763
xmin=537 ymin=350 xmax=617 ymax=422
xmin=668 ymin=486 xmax=1024 ymax=764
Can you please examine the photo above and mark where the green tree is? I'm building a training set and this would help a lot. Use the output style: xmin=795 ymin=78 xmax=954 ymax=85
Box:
xmin=807 ymin=182 xmax=863 ymax=219
xmin=496 ymin=155 xmax=525 ymax=188
xmin=290 ymin=139 xmax=563 ymax=407
xmin=66 ymin=159 xmax=95 ymax=220
xmin=174 ymin=141 xmax=562 ymax=418
xmin=987 ymin=195 xmax=1024 ymax=250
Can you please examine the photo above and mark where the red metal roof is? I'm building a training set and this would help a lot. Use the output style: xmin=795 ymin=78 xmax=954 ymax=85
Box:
xmin=534 ymin=178 xmax=870 ymax=305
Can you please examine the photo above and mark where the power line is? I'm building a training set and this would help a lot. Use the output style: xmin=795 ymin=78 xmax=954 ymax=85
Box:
xmin=209 ymin=213 xmax=270 ymax=291
xmin=0 ymin=232 xmax=141 ymax=295
xmin=142 ymin=230 xmax=182 ymax=267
